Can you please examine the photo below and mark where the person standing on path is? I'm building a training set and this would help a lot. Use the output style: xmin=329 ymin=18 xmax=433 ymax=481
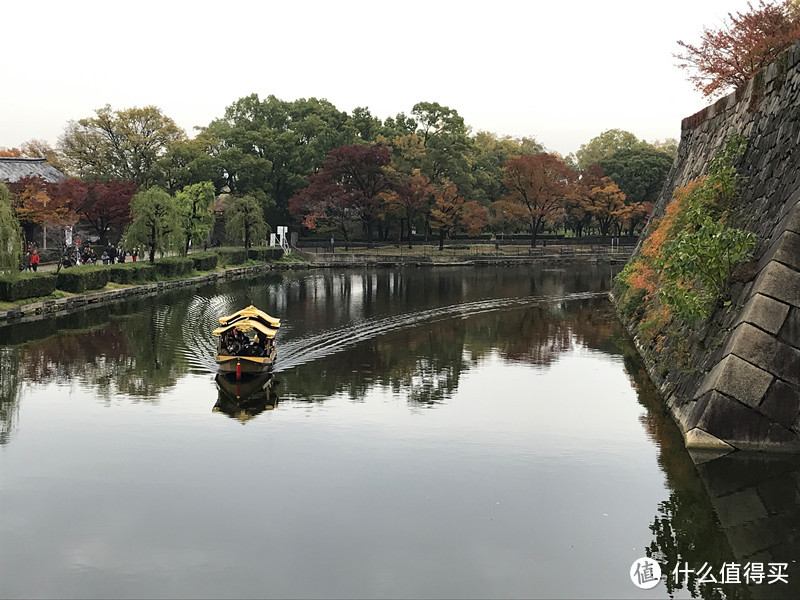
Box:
xmin=30 ymin=250 xmax=40 ymax=272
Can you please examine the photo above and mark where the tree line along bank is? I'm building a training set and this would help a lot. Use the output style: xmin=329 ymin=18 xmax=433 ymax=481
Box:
xmin=1 ymin=98 xmax=676 ymax=267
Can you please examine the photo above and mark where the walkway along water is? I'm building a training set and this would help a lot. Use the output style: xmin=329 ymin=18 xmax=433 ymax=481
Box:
xmin=0 ymin=249 xmax=631 ymax=326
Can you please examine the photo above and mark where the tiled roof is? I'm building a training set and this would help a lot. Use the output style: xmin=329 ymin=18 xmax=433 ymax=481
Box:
xmin=0 ymin=157 xmax=67 ymax=183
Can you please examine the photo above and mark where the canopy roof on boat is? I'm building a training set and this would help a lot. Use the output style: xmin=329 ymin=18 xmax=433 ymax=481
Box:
xmin=212 ymin=319 xmax=278 ymax=338
xmin=218 ymin=305 xmax=280 ymax=328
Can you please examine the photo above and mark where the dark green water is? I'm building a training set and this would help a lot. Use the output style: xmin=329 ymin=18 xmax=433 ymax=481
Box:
xmin=1 ymin=266 xmax=797 ymax=599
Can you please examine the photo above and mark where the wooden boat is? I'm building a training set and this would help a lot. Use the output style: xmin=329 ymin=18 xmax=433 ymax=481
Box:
xmin=212 ymin=305 xmax=281 ymax=374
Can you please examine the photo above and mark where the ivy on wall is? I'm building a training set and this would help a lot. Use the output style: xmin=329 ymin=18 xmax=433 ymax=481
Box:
xmin=615 ymin=134 xmax=757 ymax=341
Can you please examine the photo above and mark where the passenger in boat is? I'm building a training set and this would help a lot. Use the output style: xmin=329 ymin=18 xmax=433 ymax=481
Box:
xmin=221 ymin=329 xmax=241 ymax=355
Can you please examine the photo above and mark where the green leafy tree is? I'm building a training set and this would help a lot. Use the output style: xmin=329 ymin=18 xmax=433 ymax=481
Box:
xmin=412 ymin=101 xmax=474 ymax=193
xmin=159 ymin=134 xmax=227 ymax=194
xmin=58 ymin=105 xmax=186 ymax=187
xmin=0 ymin=184 xmax=23 ymax=272
xmin=599 ymin=147 xmax=674 ymax=207
xmin=206 ymin=94 xmax=355 ymax=224
xmin=350 ymin=107 xmax=383 ymax=142
xmin=225 ymin=195 xmax=270 ymax=249
xmin=124 ymin=187 xmax=182 ymax=264
xmin=380 ymin=112 xmax=418 ymax=139
xmin=575 ymin=129 xmax=644 ymax=170
xmin=175 ymin=181 xmax=215 ymax=255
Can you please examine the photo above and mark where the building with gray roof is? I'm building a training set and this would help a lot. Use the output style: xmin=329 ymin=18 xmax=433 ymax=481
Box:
xmin=0 ymin=157 xmax=67 ymax=183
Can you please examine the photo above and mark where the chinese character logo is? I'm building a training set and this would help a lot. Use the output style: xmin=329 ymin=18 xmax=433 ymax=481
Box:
xmin=631 ymin=557 xmax=662 ymax=590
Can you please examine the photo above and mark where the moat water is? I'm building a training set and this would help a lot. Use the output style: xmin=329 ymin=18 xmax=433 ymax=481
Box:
xmin=1 ymin=265 xmax=798 ymax=599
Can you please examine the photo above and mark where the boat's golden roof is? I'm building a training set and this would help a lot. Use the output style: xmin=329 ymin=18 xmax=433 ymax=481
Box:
xmin=212 ymin=318 xmax=278 ymax=338
xmin=218 ymin=305 xmax=280 ymax=328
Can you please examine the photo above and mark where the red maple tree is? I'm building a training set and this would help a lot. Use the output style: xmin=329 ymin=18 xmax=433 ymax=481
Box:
xmin=55 ymin=179 xmax=137 ymax=245
xmin=676 ymin=0 xmax=800 ymax=97
xmin=289 ymin=145 xmax=392 ymax=243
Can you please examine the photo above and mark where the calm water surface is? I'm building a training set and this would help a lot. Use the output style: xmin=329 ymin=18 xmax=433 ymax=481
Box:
xmin=1 ymin=266 xmax=798 ymax=599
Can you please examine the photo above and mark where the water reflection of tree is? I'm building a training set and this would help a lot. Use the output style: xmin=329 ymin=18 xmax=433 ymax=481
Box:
xmin=13 ymin=297 xmax=191 ymax=401
xmin=620 ymin=339 xmax=746 ymax=600
xmin=0 ymin=346 xmax=22 ymax=445
xmin=280 ymin=297 xmax=619 ymax=405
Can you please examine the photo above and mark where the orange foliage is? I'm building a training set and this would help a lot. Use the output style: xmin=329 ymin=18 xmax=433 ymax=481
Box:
xmin=676 ymin=0 xmax=800 ymax=97
xmin=626 ymin=262 xmax=659 ymax=296
xmin=9 ymin=176 xmax=79 ymax=229
xmin=626 ymin=178 xmax=707 ymax=299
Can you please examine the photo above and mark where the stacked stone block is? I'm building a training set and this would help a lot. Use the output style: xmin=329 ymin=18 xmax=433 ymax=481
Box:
xmin=623 ymin=40 xmax=800 ymax=451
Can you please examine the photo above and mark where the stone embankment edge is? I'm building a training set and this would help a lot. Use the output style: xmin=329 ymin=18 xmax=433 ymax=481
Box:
xmin=0 ymin=263 xmax=282 ymax=325
xmin=0 ymin=254 xmax=628 ymax=326
xmin=614 ymin=38 xmax=800 ymax=452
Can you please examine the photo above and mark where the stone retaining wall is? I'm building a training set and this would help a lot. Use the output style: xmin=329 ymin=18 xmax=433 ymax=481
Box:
xmin=1 ymin=253 xmax=628 ymax=327
xmin=618 ymin=40 xmax=800 ymax=451
xmin=0 ymin=263 xmax=304 ymax=326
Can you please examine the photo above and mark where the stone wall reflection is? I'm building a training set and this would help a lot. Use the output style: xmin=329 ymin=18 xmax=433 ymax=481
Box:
xmin=693 ymin=452 xmax=800 ymax=600
xmin=624 ymin=335 xmax=800 ymax=599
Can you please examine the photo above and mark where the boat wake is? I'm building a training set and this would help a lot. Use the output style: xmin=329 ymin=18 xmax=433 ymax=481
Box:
xmin=181 ymin=291 xmax=609 ymax=374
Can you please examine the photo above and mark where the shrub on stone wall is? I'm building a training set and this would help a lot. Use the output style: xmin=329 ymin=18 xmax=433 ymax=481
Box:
xmin=107 ymin=263 xmax=156 ymax=284
xmin=0 ymin=273 xmax=58 ymax=301
xmin=247 ymin=247 xmax=283 ymax=262
xmin=215 ymin=247 xmax=247 ymax=266
xmin=614 ymin=133 xmax=757 ymax=328
xmin=189 ymin=252 xmax=218 ymax=272
xmin=155 ymin=257 xmax=194 ymax=278
xmin=56 ymin=266 xmax=109 ymax=293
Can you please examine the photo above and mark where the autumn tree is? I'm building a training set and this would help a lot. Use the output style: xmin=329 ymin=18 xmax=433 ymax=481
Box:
xmin=676 ymin=0 xmax=800 ymax=97
xmin=289 ymin=145 xmax=392 ymax=244
xmin=472 ymin=131 xmax=545 ymax=205
xmin=7 ymin=177 xmax=79 ymax=246
xmin=289 ymin=176 xmax=351 ymax=240
xmin=175 ymin=181 xmax=215 ymax=255
xmin=502 ymin=153 xmax=575 ymax=247
xmin=58 ymin=105 xmax=186 ymax=187
xmin=0 ymin=184 xmax=23 ymax=272
xmin=586 ymin=177 xmax=627 ymax=237
xmin=62 ymin=179 xmax=138 ymax=246
xmin=563 ymin=165 xmax=604 ymax=238
xmin=124 ymin=187 xmax=182 ymax=264
xmin=489 ymin=199 xmax=528 ymax=239
xmin=225 ymin=195 xmax=270 ymax=249
xmin=383 ymin=170 xmax=431 ymax=247
xmin=429 ymin=180 xmax=488 ymax=250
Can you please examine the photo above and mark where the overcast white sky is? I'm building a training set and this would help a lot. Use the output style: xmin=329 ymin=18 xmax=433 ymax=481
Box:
xmin=0 ymin=0 xmax=754 ymax=156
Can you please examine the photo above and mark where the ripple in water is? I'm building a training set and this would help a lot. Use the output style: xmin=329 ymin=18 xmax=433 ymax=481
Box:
xmin=179 ymin=291 xmax=609 ymax=374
